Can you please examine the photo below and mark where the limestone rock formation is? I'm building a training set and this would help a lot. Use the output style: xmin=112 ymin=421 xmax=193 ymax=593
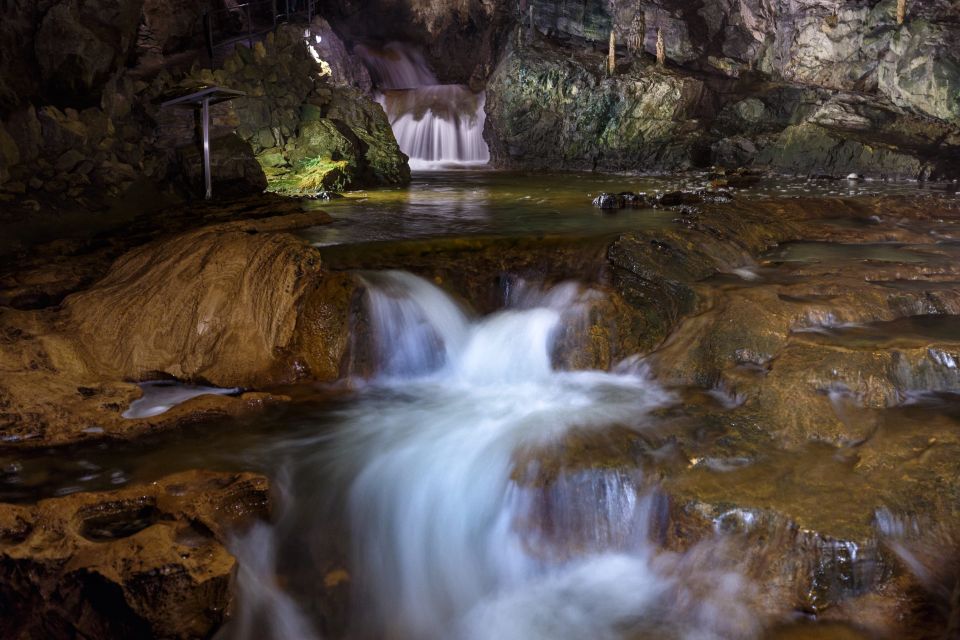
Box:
xmin=485 ymin=36 xmax=960 ymax=178
xmin=485 ymin=41 xmax=715 ymax=171
xmin=64 ymin=214 xmax=355 ymax=388
xmin=163 ymin=23 xmax=409 ymax=195
xmin=0 ymin=210 xmax=358 ymax=446
xmin=0 ymin=470 xmax=269 ymax=639
xmin=526 ymin=0 xmax=960 ymax=123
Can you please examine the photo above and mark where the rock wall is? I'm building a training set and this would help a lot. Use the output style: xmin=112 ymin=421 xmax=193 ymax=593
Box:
xmin=485 ymin=0 xmax=960 ymax=177
xmin=0 ymin=5 xmax=408 ymax=215
xmin=529 ymin=0 xmax=960 ymax=124
xmin=0 ymin=0 xmax=208 ymax=114
xmin=486 ymin=33 xmax=960 ymax=178
xmin=318 ymin=0 xmax=511 ymax=89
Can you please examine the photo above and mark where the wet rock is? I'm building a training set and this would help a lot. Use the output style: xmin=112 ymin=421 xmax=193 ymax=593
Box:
xmin=0 ymin=209 xmax=357 ymax=446
xmin=0 ymin=470 xmax=269 ymax=639
xmin=592 ymin=191 xmax=654 ymax=209
xmin=593 ymin=192 xmax=622 ymax=209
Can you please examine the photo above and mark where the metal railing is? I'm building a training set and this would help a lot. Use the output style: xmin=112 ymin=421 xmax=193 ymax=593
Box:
xmin=203 ymin=0 xmax=318 ymax=56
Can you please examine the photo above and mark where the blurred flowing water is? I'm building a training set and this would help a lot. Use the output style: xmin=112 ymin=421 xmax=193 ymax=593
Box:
xmin=221 ymin=272 xmax=760 ymax=639
xmin=356 ymin=42 xmax=490 ymax=169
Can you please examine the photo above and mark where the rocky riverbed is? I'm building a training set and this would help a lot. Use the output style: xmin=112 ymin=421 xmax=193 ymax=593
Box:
xmin=1 ymin=176 xmax=959 ymax=637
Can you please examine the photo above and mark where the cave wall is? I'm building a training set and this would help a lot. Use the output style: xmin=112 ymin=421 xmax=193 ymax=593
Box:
xmin=317 ymin=0 xmax=512 ymax=89
xmin=484 ymin=0 xmax=960 ymax=177
xmin=0 ymin=0 xmax=205 ymax=114
xmin=0 ymin=2 xmax=409 ymax=217
xmin=528 ymin=0 xmax=960 ymax=123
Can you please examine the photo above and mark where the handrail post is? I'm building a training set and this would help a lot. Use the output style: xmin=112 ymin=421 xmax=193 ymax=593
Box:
xmin=272 ymin=0 xmax=277 ymax=28
xmin=201 ymin=97 xmax=212 ymax=200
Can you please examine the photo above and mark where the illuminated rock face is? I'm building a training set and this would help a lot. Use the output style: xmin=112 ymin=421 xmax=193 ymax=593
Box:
xmin=0 ymin=470 xmax=270 ymax=640
xmin=484 ymin=32 xmax=960 ymax=178
xmin=180 ymin=24 xmax=409 ymax=195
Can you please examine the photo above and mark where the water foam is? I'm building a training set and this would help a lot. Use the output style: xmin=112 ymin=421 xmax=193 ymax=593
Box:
xmin=227 ymin=272 xmax=758 ymax=639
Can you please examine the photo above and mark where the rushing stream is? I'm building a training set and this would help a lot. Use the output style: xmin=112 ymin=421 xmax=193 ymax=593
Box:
xmin=222 ymin=271 xmax=758 ymax=640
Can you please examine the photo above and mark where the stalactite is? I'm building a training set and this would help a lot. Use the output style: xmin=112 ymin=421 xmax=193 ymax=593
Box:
xmin=655 ymin=27 xmax=665 ymax=66
xmin=608 ymin=30 xmax=616 ymax=74
xmin=628 ymin=11 xmax=644 ymax=56
xmin=897 ymin=0 xmax=907 ymax=25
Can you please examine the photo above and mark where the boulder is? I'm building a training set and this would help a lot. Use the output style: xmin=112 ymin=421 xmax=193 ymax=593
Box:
xmin=0 ymin=207 xmax=343 ymax=447
xmin=593 ymin=192 xmax=622 ymax=209
xmin=323 ymin=87 xmax=410 ymax=185
xmin=64 ymin=217 xmax=355 ymax=389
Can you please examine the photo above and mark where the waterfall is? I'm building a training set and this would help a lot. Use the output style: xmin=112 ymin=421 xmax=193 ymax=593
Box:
xmin=356 ymin=42 xmax=491 ymax=169
xmin=225 ymin=272 xmax=760 ymax=640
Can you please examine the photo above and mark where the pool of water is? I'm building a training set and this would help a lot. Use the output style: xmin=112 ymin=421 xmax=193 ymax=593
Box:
xmin=297 ymin=171 xmax=958 ymax=246
xmin=794 ymin=314 xmax=960 ymax=349
xmin=762 ymin=241 xmax=941 ymax=265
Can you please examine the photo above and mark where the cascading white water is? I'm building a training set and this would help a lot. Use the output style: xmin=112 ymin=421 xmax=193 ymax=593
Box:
xmin=344 ymin=272 xmax=759 ymax=639
xmin=356 ymin=42 xmax=491 ymax=169
xmin=225 ymin=271 xmax=761 ymax=640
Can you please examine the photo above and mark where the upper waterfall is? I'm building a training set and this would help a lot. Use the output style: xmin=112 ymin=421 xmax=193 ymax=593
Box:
xmin=356 ymin=42 xmax=491 ymax=170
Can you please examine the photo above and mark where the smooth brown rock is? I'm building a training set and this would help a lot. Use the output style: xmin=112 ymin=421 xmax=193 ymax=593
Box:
xmin=0 ymin=209 xmax=356 ymax=447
